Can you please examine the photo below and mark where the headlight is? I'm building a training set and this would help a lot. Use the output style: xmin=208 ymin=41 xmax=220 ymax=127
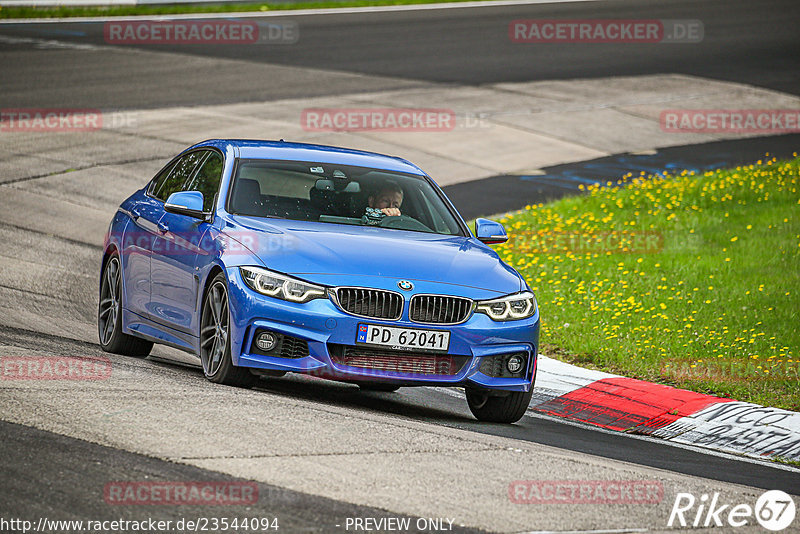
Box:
xmin=239 ymin=266 xmax=326 ymax=303
xmin=476 ymin=291 xmax=537 ymax=321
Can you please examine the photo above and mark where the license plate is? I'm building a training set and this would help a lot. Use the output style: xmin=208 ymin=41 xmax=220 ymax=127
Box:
xmin=356 ymin=323 xmax=450 ymax=352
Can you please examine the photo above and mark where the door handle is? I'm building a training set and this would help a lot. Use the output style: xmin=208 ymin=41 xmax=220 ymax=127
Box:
xmin=130 ymin=208 xmax=141 ymax=221
xmin=157 ymin=220 xmax=168 ymax=233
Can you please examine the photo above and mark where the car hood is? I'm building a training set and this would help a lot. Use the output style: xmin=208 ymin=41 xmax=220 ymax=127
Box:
xmin=223 ymin=216 xmax=523 ymax=296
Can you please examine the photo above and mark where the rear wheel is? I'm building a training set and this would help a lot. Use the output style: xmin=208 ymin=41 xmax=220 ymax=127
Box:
xmin=98 ymin=253 xmax=153 ymax=357
xmin=200 ymin=273 xmax=254 ymax=388
xmin=466 ymin=388 xmax=533 ymax=423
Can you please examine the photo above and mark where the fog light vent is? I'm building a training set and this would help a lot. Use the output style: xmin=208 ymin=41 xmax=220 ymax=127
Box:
xmin=479 ymin=353 xmax=527 ymax=378
xmin=506 ymin=354 xmax=524 ymax=374
xmin=256 ymin=332 xmax=277 ymax=352
xmin=250 ymin=330 xmax=310 ymax=359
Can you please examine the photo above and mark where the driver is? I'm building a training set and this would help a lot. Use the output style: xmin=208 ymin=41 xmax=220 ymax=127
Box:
xmin=364 ymin=181 xmax=403 ymax=224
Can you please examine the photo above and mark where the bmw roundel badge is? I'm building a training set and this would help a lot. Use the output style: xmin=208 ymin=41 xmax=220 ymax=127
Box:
xmin=397 ymin=280 xmax=414 ymax=291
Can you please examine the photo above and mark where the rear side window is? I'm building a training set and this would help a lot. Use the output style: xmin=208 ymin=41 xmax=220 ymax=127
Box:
xmin=185 ymin=151 xmax=223 ymax=212
xmin=151 ymin=150 xmax=207 ymax=202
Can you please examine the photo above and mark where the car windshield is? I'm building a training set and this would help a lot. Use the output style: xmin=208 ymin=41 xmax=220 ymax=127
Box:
xmin=227 ymin=159 xmax=465 ymax=235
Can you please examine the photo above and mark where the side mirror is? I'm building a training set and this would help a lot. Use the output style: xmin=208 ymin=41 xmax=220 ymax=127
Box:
xmin=165 ymin=191 xmax=206 ymax=219
xmin=475 ymin=218 xmax=508 ymax=244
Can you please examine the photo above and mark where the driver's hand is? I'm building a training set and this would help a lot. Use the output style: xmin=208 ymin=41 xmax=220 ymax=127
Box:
xmin=381 ymin=207 xmax=401 ymax=217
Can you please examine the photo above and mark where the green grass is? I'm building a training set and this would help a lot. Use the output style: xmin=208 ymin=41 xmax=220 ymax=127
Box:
xmin=0 ymin=0 xmax=486 ymax=19
xmin=491 ymin=155 xmax=800 ymax=410
xmin=773 ymin=456 xmax=800 ymax=468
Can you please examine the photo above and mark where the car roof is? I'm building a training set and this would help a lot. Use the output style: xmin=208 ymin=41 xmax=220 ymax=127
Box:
xmin=187 ymin=139 xmax=426 ymax=176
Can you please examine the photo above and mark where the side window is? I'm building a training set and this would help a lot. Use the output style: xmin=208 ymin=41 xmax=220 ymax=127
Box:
xmin=149 ymin=160 xmax=177 ymax=196
xmin=185 ymin=151 xmax=223 ymax=212
xmin=152 ymin=151 xmax=207 ymax=202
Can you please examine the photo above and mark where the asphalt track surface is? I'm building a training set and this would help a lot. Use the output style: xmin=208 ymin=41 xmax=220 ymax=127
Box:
xmin=1 ymin=0 xmax=800 ymax=531
xmin=2 ymin=420 xmax=482 ymax=533
xmin=0 ymin=0 xmax=798 ymax=108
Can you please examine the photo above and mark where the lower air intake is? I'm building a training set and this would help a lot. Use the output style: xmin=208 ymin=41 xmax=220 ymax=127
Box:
xmin=328 ymin=345 xmax=468 ymax=376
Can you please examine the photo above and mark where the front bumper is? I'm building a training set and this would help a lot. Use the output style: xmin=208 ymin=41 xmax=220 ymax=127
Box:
xmin=226 ymin=268 xmax=539 ymax=392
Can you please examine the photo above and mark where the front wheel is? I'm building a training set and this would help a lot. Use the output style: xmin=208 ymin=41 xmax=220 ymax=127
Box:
xmin=466 ymin=388 xmax=533 ymax=423
xmin=200 ymin=273 xmax=254 ymax=388
xmin=98 ymin=253 xmax=153 ymax=357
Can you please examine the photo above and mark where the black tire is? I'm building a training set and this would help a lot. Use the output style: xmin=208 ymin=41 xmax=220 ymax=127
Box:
xmin=98 ymin=253 xmax=153 ymax=357
xmin=358 ymin=383 xmax=401 ymax=392
xmin=466 ymin=388 xmax=533 ymax=423
xmin=200 ymin=273 xmax=255 ymax=388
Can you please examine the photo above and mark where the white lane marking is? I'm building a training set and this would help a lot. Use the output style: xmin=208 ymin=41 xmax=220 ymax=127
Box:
xmin=0 ymin=0 xmax=603 ymax=24
xmin=534 ymin=354 xmax=619 ymax=396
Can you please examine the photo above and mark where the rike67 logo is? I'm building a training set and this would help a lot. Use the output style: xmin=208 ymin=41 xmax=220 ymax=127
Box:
xmin=669 ymin=490 xmax=796 ymax=531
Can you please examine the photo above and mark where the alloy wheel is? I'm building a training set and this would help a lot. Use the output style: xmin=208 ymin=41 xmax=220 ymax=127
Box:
xmin=201 ymin=280 xmax=229 ymax=377
xmin=98 ymin=257 xmax=121 ymax=346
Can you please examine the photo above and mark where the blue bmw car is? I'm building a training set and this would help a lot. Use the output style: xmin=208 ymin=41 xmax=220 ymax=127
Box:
xmin=99 ymin=140 xmax=539 ymax=423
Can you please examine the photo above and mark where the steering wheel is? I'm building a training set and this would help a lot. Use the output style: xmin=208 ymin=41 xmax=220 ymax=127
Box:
xmin=379 ymin=215 xmax=432 ymax=233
